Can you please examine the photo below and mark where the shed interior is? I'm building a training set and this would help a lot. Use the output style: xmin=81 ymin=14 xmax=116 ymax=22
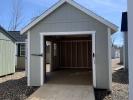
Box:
xmin=44 ymin=35 xmax=93 ymax=85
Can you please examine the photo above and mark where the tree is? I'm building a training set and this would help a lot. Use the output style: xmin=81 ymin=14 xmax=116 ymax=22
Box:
xmin=8 ymin=0 xmax=23 ymax=31
xmin=112 ymin=36 xmax=117 ymax=47
xmin=31 ymin=8 xmax=42 ymax=21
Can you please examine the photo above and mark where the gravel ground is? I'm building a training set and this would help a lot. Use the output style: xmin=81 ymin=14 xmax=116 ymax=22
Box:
xmin=0 ymin=59 xmax=128 ymax=100
xmin=95 ymin=58 xmax=129 ymax=100
xmin=0 ymin=70 xmax=39 ymax=100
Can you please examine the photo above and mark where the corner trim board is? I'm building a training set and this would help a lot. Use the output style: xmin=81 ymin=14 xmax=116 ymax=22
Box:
xmin=40 ymin=34 xmax=44 ymax=86
xmin=108 ymin=28 xmax=112 ymax=90
xmin=92 ymin=33 xmax=96 ymax=88
xmin=27 ymin=31 xmax=30 ymax=86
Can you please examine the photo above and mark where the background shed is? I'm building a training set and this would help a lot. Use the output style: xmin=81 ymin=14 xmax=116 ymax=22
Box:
xmin=0 ymin=26 xmax=16 ymax=76
xmin=8 ymin=31 xmax=27 ymax=70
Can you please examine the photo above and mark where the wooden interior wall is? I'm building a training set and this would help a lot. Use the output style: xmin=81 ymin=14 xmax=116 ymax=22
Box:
xmin=58 ymin=40 xmax=92 ymax=69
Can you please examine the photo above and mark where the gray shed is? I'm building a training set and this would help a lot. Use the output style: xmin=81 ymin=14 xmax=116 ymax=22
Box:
xmin=8 ymin=31 xmax=27 ymax=70
xmin=21 ymin=0 xmax=118 ymax=90
xmin=0 ymin=26 xmax=16 ymax=76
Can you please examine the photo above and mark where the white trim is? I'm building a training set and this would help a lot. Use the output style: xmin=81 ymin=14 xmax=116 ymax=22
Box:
xmin=40 ymin=31 xmax=96 ymax=87
xmin=108 ymin=28 xmax=112 ymax=90
xmin=40 ymin=34 xmax=44 ymax=86
xmin=14 ymin=43 xmax=17 ymax=72
xmin=123 ymin=32 xmax=128 ymax=69
xmin=92 ymin=33 xmax=96 ymax=88
xmin=21 ymin=0 xmax=65 ymax=34
xmin=67 ymin=0 xmax=118 ymax=31
xmin=16 ymin=42 xmax=26 ymax=44
xmin=19 ymin=44 xmax=25 ymax=57
xmin=15 ymin=43 xmax=17 ymax=67
xmin=27 ymin=31 xmax=30 ymax=86
xmin=40 ymin=31 xmax=96 ymax=36
xmin=25 ymin=39 xmax=28 ymax=77
xmin=123 ymin=32 xmax=126 ymax=69
xmin=21 ymin=0 xmax=118 ymax=34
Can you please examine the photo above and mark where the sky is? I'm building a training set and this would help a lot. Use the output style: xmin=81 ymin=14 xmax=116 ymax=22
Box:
xmin=0 ymin=0 xmax=127 ymax=46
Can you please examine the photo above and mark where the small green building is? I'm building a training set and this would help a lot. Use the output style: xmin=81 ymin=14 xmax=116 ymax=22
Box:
xmin=0 ymin=26 xmax=16 ymax=76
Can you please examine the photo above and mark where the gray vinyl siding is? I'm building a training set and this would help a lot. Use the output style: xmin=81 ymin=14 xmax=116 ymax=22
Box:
xmin=29 ymin=3 xmax=112 ymax=89
xmin=0 ymin=32 xmax=15 ymax=76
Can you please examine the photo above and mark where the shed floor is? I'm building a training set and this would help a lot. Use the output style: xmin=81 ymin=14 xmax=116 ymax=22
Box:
xmin=46 ymin=69 xmax=92 ymax=85
xmin=28 ymin=69 xmax=95 ymax=100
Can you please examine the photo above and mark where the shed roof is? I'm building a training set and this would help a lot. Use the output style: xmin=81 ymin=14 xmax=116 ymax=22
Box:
xmin=121 ymin=12 xmax=128 ymax=32
xmin=0 ymin=26 xmax=16 ymax=42
xmin=21 ymin=0 xmax=118 ymax=34
xmin=8 ymin=31 xmax=26 ymax=42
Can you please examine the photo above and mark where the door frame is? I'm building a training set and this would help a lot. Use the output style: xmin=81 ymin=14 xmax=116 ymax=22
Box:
xmin=40 ymin=31 xmax=96 ymax=87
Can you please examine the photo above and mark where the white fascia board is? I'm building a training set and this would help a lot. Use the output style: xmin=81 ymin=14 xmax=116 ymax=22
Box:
xmin=20 ymin=0 xmax=65 ymax=34
xmin=27 ymin=31 xmax=30 ymax=86
xmin=15 ymin=42 xmax=26 ymax=44
xmin=21 ymin=0 xmax=118 ymax=34
xmin=67 ymin=0 xmax=118 ymax=32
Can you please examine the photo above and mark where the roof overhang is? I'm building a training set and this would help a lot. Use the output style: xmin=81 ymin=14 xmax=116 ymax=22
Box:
xmin=0 ymin=26 xmax=16 ymax=42
xmin=121 ymin=12 xmax=128 ymax=32
xmin=21 ymin=0 xmax=118 ymax=34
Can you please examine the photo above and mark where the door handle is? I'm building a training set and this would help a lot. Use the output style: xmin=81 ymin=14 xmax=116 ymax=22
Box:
xmin=93 ymin=53 xmax=95 ymax=58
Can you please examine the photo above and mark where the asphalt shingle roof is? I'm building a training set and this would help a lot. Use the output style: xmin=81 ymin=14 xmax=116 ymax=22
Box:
xmin=0 ymin=26 xmax=16 ymax=42
xmin=8 ymin=31 xmax=27 ymax=42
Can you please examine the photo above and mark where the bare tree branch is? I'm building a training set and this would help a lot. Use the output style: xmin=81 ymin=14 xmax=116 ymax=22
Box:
xmin=8 ymin=0 xmax=23 ymax=31
xmin=31 ymin=9 xmax=42 ymax=21
xmin=112 ymin=36 xmax=116 ymax=47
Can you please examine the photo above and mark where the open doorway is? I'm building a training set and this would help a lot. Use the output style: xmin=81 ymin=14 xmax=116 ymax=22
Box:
xmin=40 ymin=32 xmax=96 ymax=86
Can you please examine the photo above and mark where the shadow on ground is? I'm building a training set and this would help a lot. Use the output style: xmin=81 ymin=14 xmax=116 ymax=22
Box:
xmin=94 ymin=89 xmax=111 ymax=100
xmin=0 ymin=77 xmax=39 ymax=100
xmin=117 ymin=62 xmax=123 ymax=66
xmin=15 ymin=69 xmax=25 ymax=72
xmin=112 ymin=68 xmax=129 ymax=84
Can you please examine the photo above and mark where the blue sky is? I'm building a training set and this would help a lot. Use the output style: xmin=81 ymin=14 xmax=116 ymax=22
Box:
xmin=0 ymin=0 xmax=127 ymax=46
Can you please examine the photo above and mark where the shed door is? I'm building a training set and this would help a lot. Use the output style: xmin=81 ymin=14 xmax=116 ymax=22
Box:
xmin=59 ymin=40 xmax=92 ymax=69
